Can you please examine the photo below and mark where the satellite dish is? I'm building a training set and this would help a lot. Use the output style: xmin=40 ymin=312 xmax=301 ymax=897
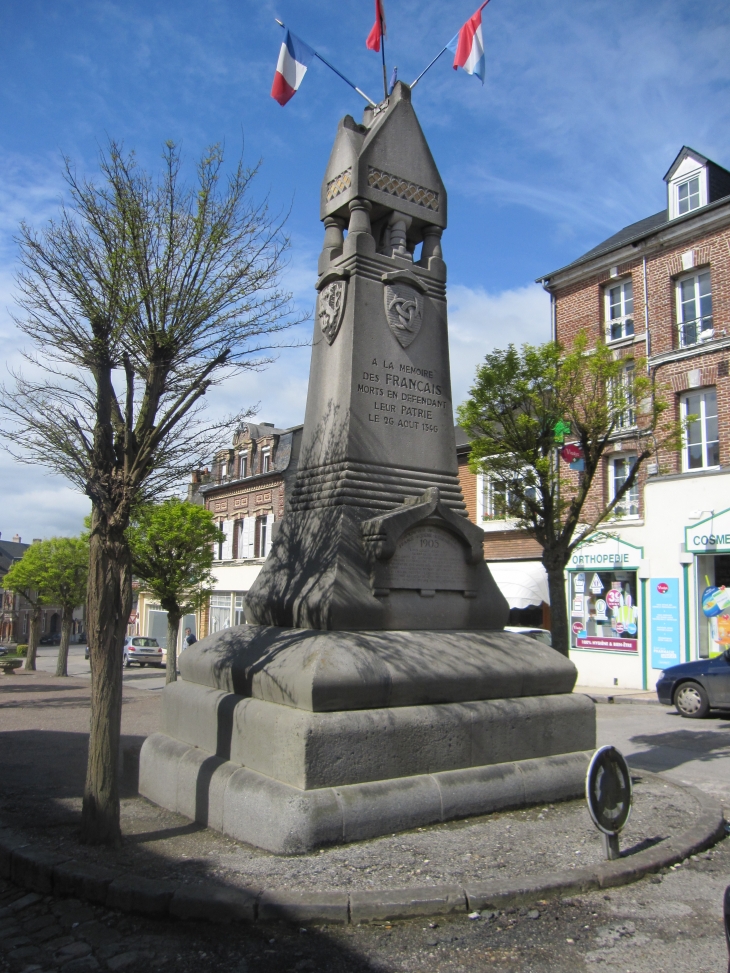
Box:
xmin=586 ymin=745 xmax=632 ymax=860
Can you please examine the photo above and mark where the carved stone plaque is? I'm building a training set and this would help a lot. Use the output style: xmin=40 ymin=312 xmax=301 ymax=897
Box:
xmin=384 ymin=282 xmax=423 ymax=349
xmin=384 ymin=525 xmax=469 ymax=591
xmin=318 ymin=279 xmax=347 ymax=345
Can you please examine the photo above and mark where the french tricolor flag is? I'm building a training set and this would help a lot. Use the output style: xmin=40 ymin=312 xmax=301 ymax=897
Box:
xmin=447 ymin=1 xmax=490 ymax=84
xmin=271 ymin=30 xmax=315 ymax=106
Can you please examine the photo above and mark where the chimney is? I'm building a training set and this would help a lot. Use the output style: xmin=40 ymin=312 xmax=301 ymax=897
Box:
xmin=32 ymin=538 xmax=42 ymax=544
xmin=12 ymin=534 xmax=21 ymax=544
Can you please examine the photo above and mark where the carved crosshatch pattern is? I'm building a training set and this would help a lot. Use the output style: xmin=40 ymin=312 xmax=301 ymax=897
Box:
xmin=367 ymin=167 xmax=440 ymax=212
xmin=325 ymin=168 xmax=352 ymax=202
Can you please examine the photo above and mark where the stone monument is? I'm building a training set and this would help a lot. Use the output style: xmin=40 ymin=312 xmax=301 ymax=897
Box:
xmin=139 ymin=83 xmax=596 ymax=854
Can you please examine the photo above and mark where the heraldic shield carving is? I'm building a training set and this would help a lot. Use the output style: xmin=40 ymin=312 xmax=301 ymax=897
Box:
xmin=384 ymin=282 xmax=423 ymax=349
xmin=317 ymin=279 xmax=347 ymax=345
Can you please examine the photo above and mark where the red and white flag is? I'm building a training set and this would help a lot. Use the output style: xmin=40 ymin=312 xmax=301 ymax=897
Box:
xmin=366 ymin=0 xmax=386 ymax=52
xmin=447 ymin=1 xmax=489 ymax=84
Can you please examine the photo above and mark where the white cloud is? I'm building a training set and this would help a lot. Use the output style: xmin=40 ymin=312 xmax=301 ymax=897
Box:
xmin=448 ymin=282 xmax=551 ymax=410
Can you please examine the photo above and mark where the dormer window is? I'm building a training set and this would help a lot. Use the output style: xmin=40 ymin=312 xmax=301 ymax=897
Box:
xmin=677 ymin=176 xmax=700 ymax=215
xmin=663 ymin=147 xmax=726 ymax=220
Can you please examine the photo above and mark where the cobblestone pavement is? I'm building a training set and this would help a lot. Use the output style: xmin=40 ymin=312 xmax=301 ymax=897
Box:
xmin=2 ymin=836 xmax=728 ymax=973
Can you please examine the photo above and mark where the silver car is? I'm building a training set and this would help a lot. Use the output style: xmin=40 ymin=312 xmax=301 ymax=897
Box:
xmin=122 ymin=636 xmax=164 ymax=668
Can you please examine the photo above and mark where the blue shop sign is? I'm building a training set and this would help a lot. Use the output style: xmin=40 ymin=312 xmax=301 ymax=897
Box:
xmin=650 ymin=578 xmax=680 ymax=670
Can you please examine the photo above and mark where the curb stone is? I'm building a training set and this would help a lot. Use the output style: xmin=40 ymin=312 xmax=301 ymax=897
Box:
xmin=0 ymin=777 xmax=724 ymax=926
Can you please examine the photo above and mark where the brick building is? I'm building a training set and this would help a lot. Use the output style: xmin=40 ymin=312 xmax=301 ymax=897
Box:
xmin=539 ymin=146 xmax=730 ymax=689
xmin=0 ymin=533 xmax=86 ymax=645
xmin=172 ymin=421 xmax=303 ymax=640
xmin=455 ymin=429 xmax=550 ymax=628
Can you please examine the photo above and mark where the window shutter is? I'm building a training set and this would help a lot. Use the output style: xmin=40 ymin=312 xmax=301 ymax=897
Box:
xmin=264 ymin=513 xmax=275 ymax=557
xmin=221 ymin=519 xmax=234 ymax=560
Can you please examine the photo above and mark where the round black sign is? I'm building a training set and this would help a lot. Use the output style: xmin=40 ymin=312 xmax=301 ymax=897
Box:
xmin=585 ymin=746 xmax=632 ymax=836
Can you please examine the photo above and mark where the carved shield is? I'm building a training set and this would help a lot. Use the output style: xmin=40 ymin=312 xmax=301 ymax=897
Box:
xmin=384 ymin=282 xmax=423 ymax=349
xmin=317 ymin=279 xmax=347 ymax=345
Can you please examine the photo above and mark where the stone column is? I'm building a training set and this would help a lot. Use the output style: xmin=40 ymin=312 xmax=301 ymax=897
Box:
xmin=319 ymin=216 xmax=346 ymax=273
xmin=388 ymin=210 xmax=412 ymax=260
xmin=343 ymin=198 xmax=375 ymax=256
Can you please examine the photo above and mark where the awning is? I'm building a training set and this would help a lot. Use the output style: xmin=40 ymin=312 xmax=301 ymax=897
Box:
xmin=488 ymin=560 xmax=549 ymax=609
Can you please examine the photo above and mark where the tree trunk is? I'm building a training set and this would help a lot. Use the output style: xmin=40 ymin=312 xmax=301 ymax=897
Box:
xmin=544 ymin=552 xmax=570 ymax=657
xmin=81 ymin=518 xmax=132 ymax=846
xmin=165 ymin=609 xmax=181 ymax=685
xmin=55 ymin=604 xmax=74 ymax=677
xmin=24 ymin=603 xmax=41 ymax=670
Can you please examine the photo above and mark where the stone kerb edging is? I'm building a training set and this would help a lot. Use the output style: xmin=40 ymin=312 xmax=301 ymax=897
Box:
xmin=0 ymin=781 xmax=725 ymax=927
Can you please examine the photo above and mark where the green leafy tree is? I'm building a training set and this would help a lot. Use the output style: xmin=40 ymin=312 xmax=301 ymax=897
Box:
xmin=2 ymin=544 xmax=50 ymax=670
xmin=43 ymin=538 xmax=90 ymax=677
xmin=128 ymin=500 xmax=222 ymax=684
xmin=0 ymin=141 xmax=295 ymax=845
xmin=457 ymin=335 xmax=680 ymax=657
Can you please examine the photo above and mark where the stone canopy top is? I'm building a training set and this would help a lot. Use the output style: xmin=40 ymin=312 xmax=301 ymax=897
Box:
xmin=320 ymin=82 xmax=447 ymax=236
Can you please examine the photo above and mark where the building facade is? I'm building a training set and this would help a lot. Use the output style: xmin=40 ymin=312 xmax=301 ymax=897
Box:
xmin=456 ymin=429 xmax=550 ymax=628
xmin=539 ymin=146 xmax=730 ymax=688
xmin=0 ymin=533 xmax=86 ymax=645
xmin=190 ymin=421 xmax=302 ymax=639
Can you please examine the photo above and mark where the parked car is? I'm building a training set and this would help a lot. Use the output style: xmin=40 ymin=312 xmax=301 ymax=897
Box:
xmin=122 ymin=636 xmax=164 ymax=668
xmin=655 ymin=648 xmax=730 ymax=718
xmin=504 ymin=626 xmax=552 ymax=647
xmin=39 ymin=634 xmax=61 ymax=645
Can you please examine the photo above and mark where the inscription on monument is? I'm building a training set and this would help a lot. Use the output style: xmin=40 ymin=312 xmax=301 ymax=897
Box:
xmin=384 ymin=526 xmax=470 ymax=592
xmin=356 ymin=358 xmax=449 ymax=435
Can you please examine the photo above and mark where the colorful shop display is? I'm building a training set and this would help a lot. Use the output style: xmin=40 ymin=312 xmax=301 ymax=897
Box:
xmin=568 ymin=534 xmax=644 ymax=655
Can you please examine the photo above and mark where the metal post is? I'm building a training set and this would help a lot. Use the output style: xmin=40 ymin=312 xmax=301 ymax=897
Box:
xmin=602 ymin=832 xmax=620 ymax=860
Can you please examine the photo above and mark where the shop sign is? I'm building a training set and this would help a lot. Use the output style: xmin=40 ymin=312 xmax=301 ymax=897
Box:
xmin=650 ymin=578 xmax=680 ymax=670
xmin=568 ymin=533 xmax=643 ymax=571
xmin=561 ymin=443 xmax=583 ymax=463
xmin=685 ymin=506 xmax=730 ymax=553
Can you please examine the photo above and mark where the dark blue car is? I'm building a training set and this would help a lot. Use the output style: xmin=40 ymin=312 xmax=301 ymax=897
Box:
xmin=656 ymin=647 xmax=730 ymax=718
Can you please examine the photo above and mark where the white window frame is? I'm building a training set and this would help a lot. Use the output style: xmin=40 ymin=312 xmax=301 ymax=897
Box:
xmin=209 ymin=592 xmax=233 ymax=632
xmin=238 ymin=452 xmax=248 ymax=478
xmin=609 ymin=361 xmax=636 ymax=430
xmin=676 ymin=270 xmax=713 ymax=348
xmin=476 ymin=471 xmax=535 ymax=522
xmin=677 ymin=175 xmax=701 ymax=215
xmin=261 ymin=449 xmax=271 ymax=474
xmin=668 ymin=164 xmax=707 ymax=220
xmin=608 ymin=454 xmax=639 ymax=520
xmin=605 ymin=278 xmax=634 ymax=343
xmin=680 ymin=387 xmax=719 ymax=472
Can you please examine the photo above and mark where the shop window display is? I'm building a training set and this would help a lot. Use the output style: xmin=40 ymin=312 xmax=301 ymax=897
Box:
xmin=569 ymin=570 xmax=639 ymax=653
xmin=696 ymin=554 xmax=730 ymax=658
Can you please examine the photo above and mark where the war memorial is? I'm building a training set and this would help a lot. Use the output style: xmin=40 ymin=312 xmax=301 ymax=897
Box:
xmin=139 ymin=82 xmax=596 ymax=854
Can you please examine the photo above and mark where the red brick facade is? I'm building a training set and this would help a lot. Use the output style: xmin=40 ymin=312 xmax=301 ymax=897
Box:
xmin=546 ymin=191 xmax=730 ymax=508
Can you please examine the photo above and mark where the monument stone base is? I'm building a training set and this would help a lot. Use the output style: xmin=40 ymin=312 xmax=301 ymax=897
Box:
xmin=138 ymin=626 xmax=596 ymax=854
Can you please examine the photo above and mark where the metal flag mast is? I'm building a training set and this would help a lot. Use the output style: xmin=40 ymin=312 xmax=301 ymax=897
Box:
xmin=275 ymin=19 xmax=377 ymax=108
xmin=380 ymin=12 xmax=388 ymax=100
xmin=410 ymin=46 xmax=449 ymax=89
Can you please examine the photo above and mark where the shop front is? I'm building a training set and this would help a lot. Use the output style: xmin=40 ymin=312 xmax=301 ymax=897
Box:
xmin=566 ymin=533 xmax=648 ymax=690
xmin=685 ymin=506 xmax=730 ymax=660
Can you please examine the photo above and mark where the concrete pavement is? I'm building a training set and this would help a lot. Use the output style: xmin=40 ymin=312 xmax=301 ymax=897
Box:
xmin=33 ymin=644 xmax=168 ymax=692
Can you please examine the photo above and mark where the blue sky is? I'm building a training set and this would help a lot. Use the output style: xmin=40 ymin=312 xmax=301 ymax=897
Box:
xmin=1 ymin=0 xmax=729 ymax=539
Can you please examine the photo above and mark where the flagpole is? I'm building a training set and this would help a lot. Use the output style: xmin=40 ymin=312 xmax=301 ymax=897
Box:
xmin=380 ymin=15 xmax=388 ymax=100
xmin=410 ymin=46 xmax=448 ymax=89
xmin=275 ymin=19 xmax=377 ymax=107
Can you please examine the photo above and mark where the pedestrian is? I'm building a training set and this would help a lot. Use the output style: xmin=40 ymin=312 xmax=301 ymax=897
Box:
xmin=184 ymin=627 xmax=197 ymax=648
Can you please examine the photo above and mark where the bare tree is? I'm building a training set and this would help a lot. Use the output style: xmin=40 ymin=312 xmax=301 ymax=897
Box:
xmin=0 ymin=141 xmax=296 ymax=845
